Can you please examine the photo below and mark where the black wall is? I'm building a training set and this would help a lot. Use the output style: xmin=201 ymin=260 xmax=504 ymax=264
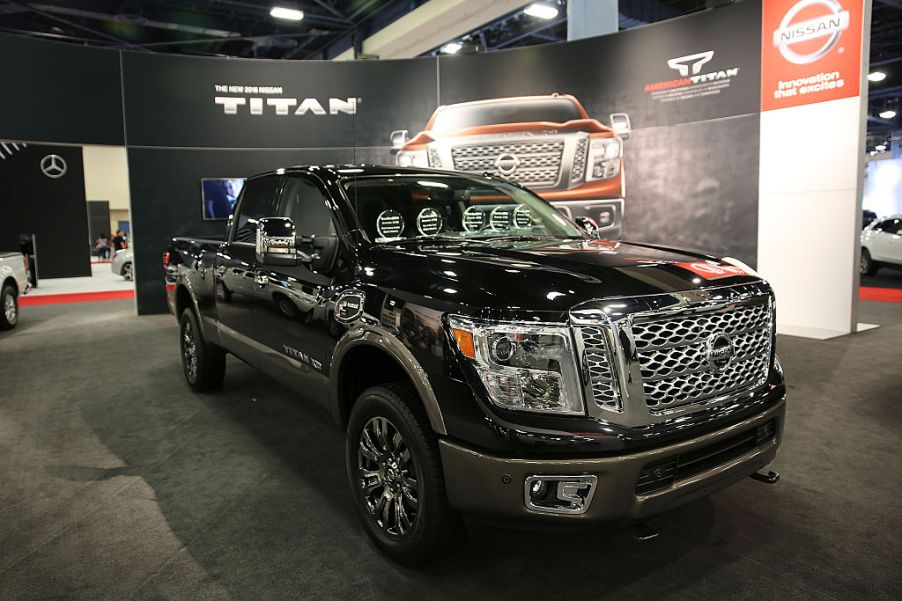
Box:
xmin=0 ymin=144 xmax=90 ymax=278
xmin=0 ymin=34 xmax=123 ymax=145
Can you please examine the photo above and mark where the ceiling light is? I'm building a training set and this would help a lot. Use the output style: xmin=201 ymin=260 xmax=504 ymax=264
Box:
xmin=270 ymin=6 xmax=304 ymax=21
xmin=524 ymin=2 xmax=559 ymax=19
xmin=441 ymin=42 xmax=462 ymax=55
xmin=867 ymin=71 xmax=887 ymax=82
xmin=879 ymin=110 xmax=897 ymax=119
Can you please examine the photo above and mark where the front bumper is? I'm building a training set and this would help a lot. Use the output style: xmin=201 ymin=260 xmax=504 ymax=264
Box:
xmin=439 ymin=398 xmax=784 ymax=524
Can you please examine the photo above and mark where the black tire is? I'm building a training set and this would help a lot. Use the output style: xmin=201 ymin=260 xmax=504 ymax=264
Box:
xmin=346 ymin=383 xmax=462 ymax=565
xmin=121 ymin=262 xmax=133 ymax=281
xmin=0 ymin=284 xmax=18 ymax=330
xmin=179 ymin=308 xmax=225 ymax=391
xmin=861 ymin=248 xmax=878 ymax=276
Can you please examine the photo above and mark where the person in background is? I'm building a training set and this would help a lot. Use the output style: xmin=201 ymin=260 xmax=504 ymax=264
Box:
xmin=95 ymin=234 xmax=109 ymax=261
xmin=112 ymin=230 xmax=127 ymax=252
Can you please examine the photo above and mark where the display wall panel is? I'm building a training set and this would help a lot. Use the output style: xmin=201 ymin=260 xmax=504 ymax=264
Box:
xmin=121 ymin=52 xmax=438 ymax=149
xmin=437 ymin=0 xmax=762 ymax=128
xmin=622 ymin=114 xmax=760 ymax=266
xmin=0 ymin=34 xmax=124 ymax=146
xmin=0 ymin=143 xmax=90 ymax=278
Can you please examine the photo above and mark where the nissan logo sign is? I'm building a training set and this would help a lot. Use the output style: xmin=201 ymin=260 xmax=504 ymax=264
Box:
xmin=773 ymin=0 xmax=850 ymax=65
xmin=494 ymin=153 xmax=520 ymax=176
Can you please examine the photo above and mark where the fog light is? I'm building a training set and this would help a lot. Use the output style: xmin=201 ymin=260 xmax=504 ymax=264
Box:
xmin=524 ymin=475 xmax=597 ymax=514
xmin=756 ymin=420 xmax=776 ymax=445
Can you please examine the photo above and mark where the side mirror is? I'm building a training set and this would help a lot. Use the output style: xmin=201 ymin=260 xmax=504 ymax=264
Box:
xmin=610 ymin=112 xmax=631 ymax=141
xmin=256 ymin=217 xmax=298 ymax=266
xmin=574 ymin=216 xmax=600 ymax=238
xmin=390 ymin=129 xmax=409 ymax=152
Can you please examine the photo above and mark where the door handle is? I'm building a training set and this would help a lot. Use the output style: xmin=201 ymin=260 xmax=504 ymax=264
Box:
xmin=255 ymin=273 xmax=269 ymax=287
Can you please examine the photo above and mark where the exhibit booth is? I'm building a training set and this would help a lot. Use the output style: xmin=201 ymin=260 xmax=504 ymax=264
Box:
xmin=0 ymin=0 xmax=870 ymax=338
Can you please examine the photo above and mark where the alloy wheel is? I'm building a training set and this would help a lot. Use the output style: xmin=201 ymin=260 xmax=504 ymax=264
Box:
xmin=181 ymin=319 xmax=198 ymax=382
xmin=860 ymin=254 xmax=869 ymax=275
xmin=122 ymin=263 xmax=133 ymax=281
xmin=357 ymin=416 xmax=419 ymax=536
xmin=3 ymin=292 xmax=16 ymax=325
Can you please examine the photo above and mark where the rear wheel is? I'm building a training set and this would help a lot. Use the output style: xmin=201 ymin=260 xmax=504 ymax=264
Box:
xmin=861 ymin=248 xmax=878 ymax=276
xmin=0 ymin=284 xmax=17 ymax=330
xmin=179 ymin=308 xmax=225 ymax=391
xmin=346 ymin=383 xmax=461 ymax=565
xmin=121 ymin=262 xmax=133 ymax=281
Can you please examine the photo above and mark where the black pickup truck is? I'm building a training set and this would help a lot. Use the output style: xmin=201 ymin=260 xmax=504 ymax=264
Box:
xmin=165 ymin=165 xmax=785 ymax=564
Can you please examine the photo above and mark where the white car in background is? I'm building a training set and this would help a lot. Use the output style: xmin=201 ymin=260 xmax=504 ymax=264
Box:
xmin=111 ymin=249 xmax=133 ymax=281
xmin=861 ymin=215 xmax=902 ymax=276
xmin=0 ymin=252 xmax=29 ymax=330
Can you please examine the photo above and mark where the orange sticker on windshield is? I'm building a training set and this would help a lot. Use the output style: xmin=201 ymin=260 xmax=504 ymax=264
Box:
xmin=677 ymin=262 xmax=747 ymax=280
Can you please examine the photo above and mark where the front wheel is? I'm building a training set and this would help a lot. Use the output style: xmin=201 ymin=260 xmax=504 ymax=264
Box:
xmin=861 ymin=248 xmax=878 ymax=276
xmin=121 ymin=262 xmax=133 ymax=281
xmin=179 ymin=308 xmax=225 ymax=391
xmin=0 ymin=284 xmax=18 ymax=330
xmin=346 ymin=384 xmax=461 ymax=565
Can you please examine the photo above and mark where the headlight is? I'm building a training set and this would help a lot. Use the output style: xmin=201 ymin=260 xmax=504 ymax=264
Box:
xmin=586 ymin=137 xmax=621 ymax=181
xmin=448 ymin=316 xmax=585 ymax=415
xmin=396 ymin=149 xmax=428 ymax=167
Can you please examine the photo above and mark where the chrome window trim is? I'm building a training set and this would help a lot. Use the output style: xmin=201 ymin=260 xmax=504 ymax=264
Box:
xmin=569 ymin=282 xmax=774 ymax=428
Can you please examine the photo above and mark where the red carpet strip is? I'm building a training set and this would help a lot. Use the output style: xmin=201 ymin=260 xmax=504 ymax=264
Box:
xmin=860 ymin=287 xmax=902 ymax=304
xmin=20 ymin=290 xmax=135 ymax=306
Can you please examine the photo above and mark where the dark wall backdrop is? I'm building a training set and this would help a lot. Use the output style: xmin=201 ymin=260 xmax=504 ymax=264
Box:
xmin=0 ymin=144 xmax=91 ymax=278
xmin=0 ymin=34 xmax=123 ymax=145
xmin=0 ymin=1 xmax=763 ymax=313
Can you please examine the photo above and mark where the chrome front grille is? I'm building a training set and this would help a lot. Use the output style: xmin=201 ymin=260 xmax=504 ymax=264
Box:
xmin=451 ymin=140 xmax=564 ymax=188
xmin=572 ymin=283 xmax=774 ymax=424
xmin=580 ymin=325 xmax=619 ymax=411
xmin=632 ymin=301 xmax=772 ymax=410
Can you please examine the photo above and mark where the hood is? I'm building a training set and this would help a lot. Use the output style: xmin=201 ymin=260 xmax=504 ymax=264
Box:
xmin=362 ymin=239 xmax=762 ymax=321
xmin=403 ymin=119 xmax=614 ymax=149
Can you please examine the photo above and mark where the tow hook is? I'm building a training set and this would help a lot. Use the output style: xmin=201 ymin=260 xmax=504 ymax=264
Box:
xmin=632 ymin=522 xmax=659 ymax=542
xmin=749 ymin=470 xmax=780 ymax=484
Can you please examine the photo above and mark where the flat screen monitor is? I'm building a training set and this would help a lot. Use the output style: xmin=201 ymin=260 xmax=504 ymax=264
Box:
xmin=201 ymin=178 xmax=245 ymax=220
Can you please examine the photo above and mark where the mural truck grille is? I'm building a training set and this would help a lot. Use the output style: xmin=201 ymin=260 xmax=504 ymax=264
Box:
xmin=631 ymin=301 xmax=772 ymax=411
xmin=451 ymin=141 xmax=564 ymax=188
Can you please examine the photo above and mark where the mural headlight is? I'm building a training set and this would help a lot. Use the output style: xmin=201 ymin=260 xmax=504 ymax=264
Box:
xmin=586 ymin=137 xmax=622 ymax=181
xmin=396 ymin=149 xmax=428 ymax=168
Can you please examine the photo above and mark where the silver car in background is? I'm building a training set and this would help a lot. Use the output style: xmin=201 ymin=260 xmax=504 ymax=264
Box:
xmin=0 ymin=251 xmax=29 ymax=330
xmin=111 ymin=249 xmax=133 ymax=281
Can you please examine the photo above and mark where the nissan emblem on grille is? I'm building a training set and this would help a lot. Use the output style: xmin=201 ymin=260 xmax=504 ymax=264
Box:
xmin=494 ymin=153 xmax=519 ymax=175
xmin=707 ymin=334 xmax=734 ymax=372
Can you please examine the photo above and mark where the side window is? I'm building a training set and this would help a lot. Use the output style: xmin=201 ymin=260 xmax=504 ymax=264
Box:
xmin=233 ymin=176 xmax=280 ymax=243
xmin=276 ymin=176 xmax=336 ymax=237
xmin=878 ymin=219 xmax=900 ymax=234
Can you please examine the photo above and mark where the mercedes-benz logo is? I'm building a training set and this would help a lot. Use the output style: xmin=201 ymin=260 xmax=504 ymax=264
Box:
xmin=707 ymin=334 xmax=735 ymax=373
xmin=40 ymin=154 xmax=67 ymax=179
xmin=494 ymin=153 xmax=520 ymax=176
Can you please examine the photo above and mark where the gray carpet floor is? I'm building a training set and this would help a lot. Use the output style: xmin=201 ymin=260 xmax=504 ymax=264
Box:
xmin=1 ymin=299 xmax=900 ymax=600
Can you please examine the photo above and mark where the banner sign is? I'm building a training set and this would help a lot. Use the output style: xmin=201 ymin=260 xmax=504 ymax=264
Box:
xmin=761 ymin=0 xmax=864 ymax=111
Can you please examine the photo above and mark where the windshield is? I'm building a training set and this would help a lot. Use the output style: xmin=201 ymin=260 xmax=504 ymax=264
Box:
xmin=430 ymin=98 xmax=583 ymax=133
xmin=342 ymin=174 xmax=584 ymax=244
